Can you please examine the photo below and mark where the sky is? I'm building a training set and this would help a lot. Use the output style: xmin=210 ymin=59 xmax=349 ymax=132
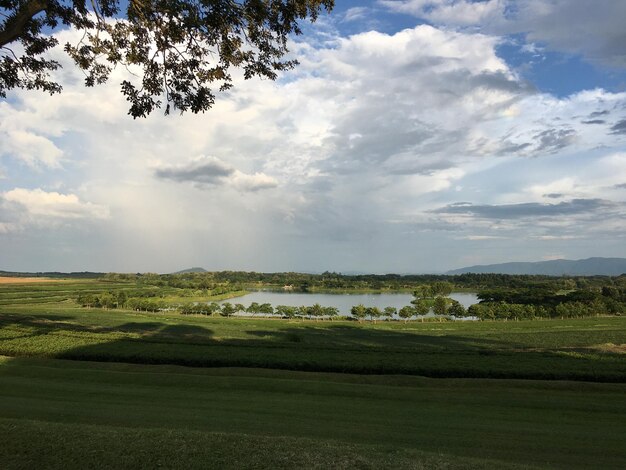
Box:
xmin=1 ymin=0 xmax=626 ymax=274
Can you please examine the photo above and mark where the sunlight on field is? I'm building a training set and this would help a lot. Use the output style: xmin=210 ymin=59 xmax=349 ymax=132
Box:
xmin=0 ymin=277 xmax=61 ymax=284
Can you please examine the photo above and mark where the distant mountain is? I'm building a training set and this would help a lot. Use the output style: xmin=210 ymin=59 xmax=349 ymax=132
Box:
xmin=446 ymin=257 xmax=626 ymax=276
xmin=0 ymin=270 xmax=104 ymax=278
xmin=171 ymin=267 xmax=207 ymax=274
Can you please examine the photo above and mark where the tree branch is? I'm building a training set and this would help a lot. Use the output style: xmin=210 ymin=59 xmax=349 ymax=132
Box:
xmin=0 ymin=0 xmax=48 ymax=48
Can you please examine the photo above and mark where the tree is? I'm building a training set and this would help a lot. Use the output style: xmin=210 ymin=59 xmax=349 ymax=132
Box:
xmin=447 ymin=300 xmax=466 ymax=318
xmin=383 ymin=306 xmax=396 ymax=321
xmin=433 ymin=296 xmax=447 ymax=318
xmin=1 ymin=0 xmax=334 ymax=117
xmin=207 ymin=301 xmax=221 ymax=316
xmin=258 ymin=302 xmax=274 ymax=317
xmin=398 ymin=305 xmax=414 ymax=323
xmin=350 ymin=304 xmax=366 ymax=322
xmin=220 ymin=302 xmax=235 ymax=317
xmin=413 ymin=299 xmax=430 ymax=320
xmin=324 ymin=306 xmax=339 ymax=321
xmin=116 ymin=290 xmax=128 ymax=309
xmin=247 ymin=302 xmax=260 ymax=316
xmin=307 ymin=303 xmax=322 ymax=320
xmin=366 ymin=306 xmax=382 ymax=323
xmin=275 ymin=305 xmax=296 ymax=319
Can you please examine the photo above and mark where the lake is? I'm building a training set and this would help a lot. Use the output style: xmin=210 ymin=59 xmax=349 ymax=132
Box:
xmin=219 ymin=291 xmax=478 ymax=318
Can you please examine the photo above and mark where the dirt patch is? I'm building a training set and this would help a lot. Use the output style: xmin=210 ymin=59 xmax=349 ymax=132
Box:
xmin=591 ymin=343 xmax=626 ymax=354
xmin=0 ymin=277 xmax=60 ymax=284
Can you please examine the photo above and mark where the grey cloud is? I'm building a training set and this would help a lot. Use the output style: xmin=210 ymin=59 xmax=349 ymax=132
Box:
xmin=610 ymin=119 xmax=626 ymax=135
xmin=543 ymin=193 xmax=563 ymax=199
xmin=387 ymin=158 xmax=456 ymax=176
xmin=498 ymin=141 xmax=532 ymax=156
xmin=468 ymin=71 xmax=535 ymax=94
xmin=154 ymin=157 xmax=234 ymax=186
xmin=432 ymin=199 xmax=614 ymax=219
xmin=534 ymin=128 xmax=576 ymax=153
xmin=383 ymin=1 xmax=626 ymax=68
xmin=614 ymin=183 xmax=626 ymax=189
xmin=581 ymin=119 xmax=606 ymax=125
xmin=590 ymin=110 xmax=610 ymax=118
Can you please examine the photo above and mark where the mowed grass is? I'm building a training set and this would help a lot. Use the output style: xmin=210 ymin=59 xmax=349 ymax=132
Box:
xmin=1 ymin=356 xmax=625 ymax=469
xmin=0 ymin=301 xmax=625 ymax=380
xmin=1 ymin=280 xmax=626 ymax=468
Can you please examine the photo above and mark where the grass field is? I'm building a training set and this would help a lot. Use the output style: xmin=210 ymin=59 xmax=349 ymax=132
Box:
xmin=1 ymin=280 xmax=625 ymax=468
xmin=1 ymin=356 xmax=625 ymax=469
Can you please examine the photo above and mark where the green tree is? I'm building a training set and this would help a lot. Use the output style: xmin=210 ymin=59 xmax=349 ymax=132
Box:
xmin=308 ymin=303 xmax=324 ymax=321
xmin=431 ymin=281 xmax=453 ymax=297
xmin=383 ymin=306 xmax=397 ymax=321
xmin=433 ymin=296 xmax=448 ymax=318
xmin=398 ymin=306 xmax=414 ymax=323
xmin=247 ymin=302 xmax=260 ymax=317
xmin=297 ymin=305 xmax=308 ymax=320
xmin=324 ymin=306 xmax=339 ymax=321
xmin=220 ymin=302 xmax=235 ymax=317
xmin=366 ymin=306 xmax=382 ymax=323
xmin=258 ymin=303 xmax=274 ymax=317
xmin=207 ymin=302 xmax=221 ymax=316
xmin=275 ymin=305 xmax=296 ymax=319
xmin=351 ymin=304 xmax=366 ymax=322
xmin=413 ymin=299 xmax=430 ymax=320
xmin=447 ymin=300 xmax=466 ymax=318
xmin=413 ymin=285 xmax=433 ymax=300
xmin=1 ymin=0 xmax=334 ymax=117
xmin=116 ymin=290 xmax=128 ymax=309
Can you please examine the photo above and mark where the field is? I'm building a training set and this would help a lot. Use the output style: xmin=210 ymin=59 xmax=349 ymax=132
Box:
xmin=1 ymin=279 xmax=625 ymax=468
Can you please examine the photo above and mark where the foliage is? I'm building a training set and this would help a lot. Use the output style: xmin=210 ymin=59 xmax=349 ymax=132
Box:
xmin=1 ymin=0 xmax=334 ymax=117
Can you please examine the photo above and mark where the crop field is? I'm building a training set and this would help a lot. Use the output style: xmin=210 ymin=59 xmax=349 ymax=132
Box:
xmin=1 ymin=279 xmax=625 ymax=468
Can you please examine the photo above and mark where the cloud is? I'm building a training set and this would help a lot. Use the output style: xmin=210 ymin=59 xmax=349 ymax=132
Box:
xmin=154 ymin=156 xmax=234 ymax=185
xmin=432 ymin=199 xmax=614 ymax=219
xmin=2 ymin=25 xmax=626 ymax=271
xmin=381 ymin=0 xmax=626 ymax=67
xmin=590 ymin=110 xmax=610 ymax=118
xmin=0 ymin=188 xmax=109 ymax=233
xmin=154 ymin=156 xmax=277 ymax=192
xmin=534 ymin=128 xmax=577 ymax=154
xmin=343 ymin=7 xmax=371 ymax=22
xmin=380 ymin=0 xmax=503 ymax=26
xmin=0 ymin=128 xmax=63 ymax=168
xmin=610 ymin=119 xmax=626 ymax=135
xmin=231 ymin=171 xmax=279 ymax=192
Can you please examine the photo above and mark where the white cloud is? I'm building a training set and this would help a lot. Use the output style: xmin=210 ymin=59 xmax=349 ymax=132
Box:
xmin=0 ymin=124 xmax=63 ymax=168
xmin=1 ymin=23 xmax=626 ymax=271
xmin=1 ymin=188 xmax=109 ymax=231
xmin=232 ymin=171 xmax=279 ymax=192
xmin=343 ymin=7 xmax=371 ymax=22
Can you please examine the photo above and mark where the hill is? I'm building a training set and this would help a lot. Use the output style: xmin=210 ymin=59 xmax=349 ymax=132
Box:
xmin=446 ymin=257 xmax=626 ymax=276
xmin=171 ymin=267 xmax=207 ymax=274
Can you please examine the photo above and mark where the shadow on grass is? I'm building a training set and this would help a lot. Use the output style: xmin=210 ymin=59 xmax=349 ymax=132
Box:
xmin=0 ymin=313 xmax=624 ymax=381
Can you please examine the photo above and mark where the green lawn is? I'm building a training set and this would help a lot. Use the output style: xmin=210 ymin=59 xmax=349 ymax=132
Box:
xmin=1 ymin=356 xmax=625 ymax=469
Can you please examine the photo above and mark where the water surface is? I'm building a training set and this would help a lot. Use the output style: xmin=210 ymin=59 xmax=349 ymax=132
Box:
xmin=220 ymin=291 xmax=478 ymax=317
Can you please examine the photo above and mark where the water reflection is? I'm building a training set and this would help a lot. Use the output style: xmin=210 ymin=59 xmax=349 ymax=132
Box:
xmin=219 ymin=291 xmax=478 ymax=318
